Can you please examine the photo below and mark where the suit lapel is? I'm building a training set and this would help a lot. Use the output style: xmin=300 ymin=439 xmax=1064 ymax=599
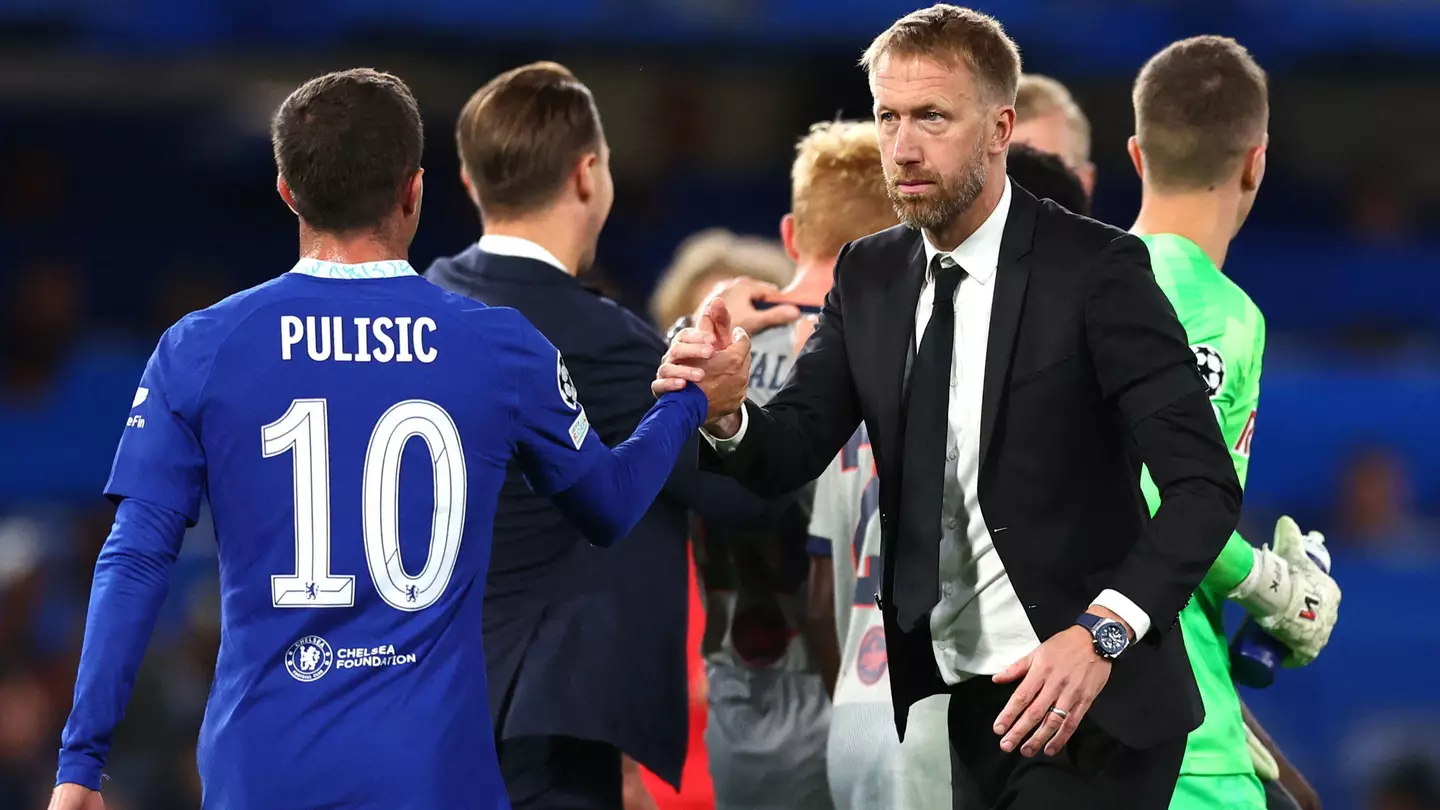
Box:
xmin=879 ymin=234 xmax=928 ymax=490
xmin=978 ymin=187 xmax=1038 ymax=468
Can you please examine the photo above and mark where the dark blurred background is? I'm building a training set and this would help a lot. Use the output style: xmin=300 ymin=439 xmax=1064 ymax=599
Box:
xmin=0 ymin=2 xmax=1438 ymax=809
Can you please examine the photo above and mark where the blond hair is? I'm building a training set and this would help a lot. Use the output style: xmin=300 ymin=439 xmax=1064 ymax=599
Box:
xmin=791 ymin=121 xmax=897 ymax=260
xmin=649 ymin=229 xmax=794 ymax=327
xmin=1015 ymin=74 xmax=1092 ymax=169
xmin=861 ymin=4 xmax=1022 ymax=105
xmin=1133 ymin=36 xmax=1269 ymax=192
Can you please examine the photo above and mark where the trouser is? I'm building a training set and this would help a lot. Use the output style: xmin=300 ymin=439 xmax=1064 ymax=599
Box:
xmin=827 ymin=696 xmax=961 ymax=810
xmin=948 ymin=676 xmax=1185 ymax=810
xmin=1169 ymin=772 xmax=1268 ymax=810
xmin=498 ymin=734 xmax=622 ymax=810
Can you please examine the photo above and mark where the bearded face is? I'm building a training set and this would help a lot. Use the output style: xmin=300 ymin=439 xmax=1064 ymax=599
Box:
xmin=885 ymin=130 xmax=988 ymax=232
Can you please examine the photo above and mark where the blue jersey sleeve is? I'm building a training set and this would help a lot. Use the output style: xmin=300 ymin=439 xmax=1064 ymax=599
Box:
xmin=105 ymin=327 xmax=207 ymax=524
xmin=57 ymin=497 xmax=188 ymax=790
xmin=503 ymin=314 xmax=608 ymax=497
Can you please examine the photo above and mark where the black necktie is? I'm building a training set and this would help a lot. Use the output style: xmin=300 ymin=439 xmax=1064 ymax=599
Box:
xmin=893 ymin=255 xmax=965 ymax=632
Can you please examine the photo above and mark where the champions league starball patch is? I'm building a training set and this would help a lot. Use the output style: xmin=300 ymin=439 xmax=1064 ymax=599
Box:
xmin=556 ymin=352 xmax=580 ymax=411
xmin=1191 ymin=344 xmax=1225 ymax=398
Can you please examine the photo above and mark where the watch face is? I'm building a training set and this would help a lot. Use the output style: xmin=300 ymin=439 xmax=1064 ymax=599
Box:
xmin=1095 ymin=621 xmax=1128 ymax=656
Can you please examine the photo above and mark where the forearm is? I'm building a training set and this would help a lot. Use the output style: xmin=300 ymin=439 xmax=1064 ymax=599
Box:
xmin=553 ymin=386 xmax=708 ymax=547
xmin=804 ymin=556 xmax=839 ymax=697
xmin=699 ymin=400 xmax=858 ymax=497
xmin=1111 ymin=391 xmax=1243 ymax=637
xmin=58 ymin=498 xmax=186 ymax=789
xmin=664 ymin=435 xmax=799 ymax=529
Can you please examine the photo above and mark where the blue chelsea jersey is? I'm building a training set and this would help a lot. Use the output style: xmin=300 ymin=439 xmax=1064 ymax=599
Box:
xmin=106 ymin=259 xmax=604 ymax=809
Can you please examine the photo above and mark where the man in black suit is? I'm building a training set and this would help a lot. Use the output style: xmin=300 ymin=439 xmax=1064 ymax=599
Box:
xmin=426 ymin=61 xmax=790 ymax=810
xmin=653 ymin=6 xmax=1242 ymax=809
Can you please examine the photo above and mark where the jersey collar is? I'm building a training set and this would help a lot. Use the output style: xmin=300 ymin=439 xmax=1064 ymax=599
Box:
xmin=289 ymin=258 xmax=419 ymax=280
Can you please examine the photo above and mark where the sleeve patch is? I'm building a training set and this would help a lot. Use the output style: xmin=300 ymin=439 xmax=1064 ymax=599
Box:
xmin=556 ymin=352 xmax=580 ymax=411
xmin=1191 ymin=344 xmax=1225 ymax=398
xmin=132 ymin=386 xmax=149 ymax=408
xmin=568 ymin=409 xmax=590 ymax=449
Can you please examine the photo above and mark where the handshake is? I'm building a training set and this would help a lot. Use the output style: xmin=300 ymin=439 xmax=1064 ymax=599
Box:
xmin=652 ymin=295 xmax=755 ymax=438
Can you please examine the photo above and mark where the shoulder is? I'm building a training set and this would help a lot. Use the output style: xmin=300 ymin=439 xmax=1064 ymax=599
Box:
xmin=1033 ymin=197 xmax=1137 ymax=260
xmin=836 ymin=224 xmax=921 ymax=275
xmin=842 ymin=223 xmax=921 ymax=263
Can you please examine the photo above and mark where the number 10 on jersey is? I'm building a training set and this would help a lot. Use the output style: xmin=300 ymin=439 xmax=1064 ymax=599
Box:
xmin=262 ymin=398 xmax=467 ymax=612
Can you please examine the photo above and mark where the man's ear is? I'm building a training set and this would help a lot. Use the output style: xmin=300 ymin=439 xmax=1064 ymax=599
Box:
xmin=779 ymin=214 xmax=801 ymax=261
xmin=1241 ymin=140 xmax=1267 ymax=193
xmin=575 ymin=152 xmax=599 ymax=203
xmin=991 ymin=105 xmax=1015 ymax=154
xmin=277 ymin=175 xmax=299 ymax=216
xmin=1126 ymin=136 xmax=1144 ymax=181
xmin=403 ymin=169 xmax=424 ymax=218
xmin=458 ymin=164 xmax=480 ymax=207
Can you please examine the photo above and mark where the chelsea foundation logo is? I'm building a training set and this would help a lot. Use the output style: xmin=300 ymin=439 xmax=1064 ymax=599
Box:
xmin=285 ymin=635 xmax=334 ymax=682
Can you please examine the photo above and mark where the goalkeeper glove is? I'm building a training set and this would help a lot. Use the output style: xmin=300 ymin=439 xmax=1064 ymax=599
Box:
xmin=1228 ymin=516 xmax=1341 ymax=667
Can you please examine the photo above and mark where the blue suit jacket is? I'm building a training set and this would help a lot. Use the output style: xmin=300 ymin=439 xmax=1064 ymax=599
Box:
xmin=425 ymin=246 xmax=789 ymax=787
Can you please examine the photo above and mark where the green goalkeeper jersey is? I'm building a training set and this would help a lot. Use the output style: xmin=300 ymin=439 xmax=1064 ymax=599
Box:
xmin=1138 ymin=233 xmax=1265 ymax=777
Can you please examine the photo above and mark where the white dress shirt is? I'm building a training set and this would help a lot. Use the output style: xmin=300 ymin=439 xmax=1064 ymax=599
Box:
xmin=477 ymin=234 xmax=570 ymax=275
xmin=704 ymin=179 xmax=1150 ymax=682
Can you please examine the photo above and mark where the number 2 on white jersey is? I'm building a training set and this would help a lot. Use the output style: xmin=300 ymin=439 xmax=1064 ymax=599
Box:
xmin=262 ymin=398 xmax=467 ymax=612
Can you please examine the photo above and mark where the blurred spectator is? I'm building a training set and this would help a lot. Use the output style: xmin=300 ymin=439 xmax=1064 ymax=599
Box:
xmin=648 ymin=228 xmax=793 ymax=329
xmin=2 ymin=262 xmax=82 ymax=405
xmin=0 ymin=663 xmax=55 ymax=808
xmin=1338 ymin=446 xmax=1439 ymax=557
xmin=1368 ymin=758 xmax=1440 ymax=810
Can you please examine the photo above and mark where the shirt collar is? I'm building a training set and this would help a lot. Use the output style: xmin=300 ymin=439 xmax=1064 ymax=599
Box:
xmin=477 ymin=234 xmax=571 ymax=275
xmin=288 ymin=258 xmax=418 ymax=280
xmin=921 ymin=177 xmax=1011 ymax=286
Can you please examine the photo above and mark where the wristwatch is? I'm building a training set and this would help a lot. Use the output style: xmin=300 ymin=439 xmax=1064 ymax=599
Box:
xmin=665 ymin=315 xmax=694 ymax=344
xmin=1076 ymin=612 xmax=1130 ymax=660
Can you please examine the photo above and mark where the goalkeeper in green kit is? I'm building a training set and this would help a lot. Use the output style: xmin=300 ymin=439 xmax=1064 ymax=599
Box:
xmin=1127 ymin=37 xmax=1342 ymax=810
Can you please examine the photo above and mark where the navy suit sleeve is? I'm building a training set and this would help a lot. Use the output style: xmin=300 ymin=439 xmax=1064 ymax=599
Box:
xmin=582 ymin=313 xmax=796 ymax=529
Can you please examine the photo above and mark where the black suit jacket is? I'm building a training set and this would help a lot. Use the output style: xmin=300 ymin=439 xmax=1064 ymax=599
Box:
xmin=426 ymin=246 xmax=789 ymax=787
xmin=701 ymin=186 xmax=1243 ymax=749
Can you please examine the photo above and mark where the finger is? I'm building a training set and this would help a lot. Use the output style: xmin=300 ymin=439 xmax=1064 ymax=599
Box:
xmin=758 ymin=303 xmax=802 ymax=328
xmin=993 ymin=664 xmax=1042 ymax=737
xmin=651 ymin=378 xmax=687 ymax=397
xmin=1002 ymin=676 xmax=1062 ymax=754
xmin=665 ymin=341 xmax=715 ymax=363
xmin=1044 ymin=694 xmax=1092 ymax=756
xmin=731 ymin=327 xmax=750 ymax=354
xmin=992 ymin=651 xmax=1032 ymax=685
xmin=709 ymin=297 xmax=733 ymax=345
xmin=674 ymin=327 xmax=717 ymax=346
xmin=657 ymin=362 xmax=705 ymax=383
xmin=1022 ymin=699 xmax=1067 ymax=757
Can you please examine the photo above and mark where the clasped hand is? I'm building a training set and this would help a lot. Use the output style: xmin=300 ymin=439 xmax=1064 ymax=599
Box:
xmin=652 ymin=297 xmax=751 ymax=432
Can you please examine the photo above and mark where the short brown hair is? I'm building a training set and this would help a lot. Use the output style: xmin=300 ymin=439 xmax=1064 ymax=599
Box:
xmin=1133 ymin=36 xmax=1269 ymax=191
xmin=456 ymin=61 xmax=603 ymax=219
xmin=649 ymin=229 xmax=794 ymax=328
xmin=272 ymin=68 xmax=423 ymax=234
xmin=791 ymin=121 xmax=897 ymax=260
xmin=861 ymin=4 xmax=1022 ymax=105
xmin=1015 ymin=74 xmax=1092 ymax=168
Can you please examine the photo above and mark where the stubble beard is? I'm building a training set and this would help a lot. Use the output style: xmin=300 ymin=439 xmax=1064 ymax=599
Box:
xmin=887 ymin=135 xmax=989 ymax=233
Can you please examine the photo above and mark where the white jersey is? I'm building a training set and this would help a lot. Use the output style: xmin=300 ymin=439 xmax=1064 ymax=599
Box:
xmin=808 ymin=424 xmax=888 ymax=704
xmin=810 ymin=424 xmax=955 ymax=810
